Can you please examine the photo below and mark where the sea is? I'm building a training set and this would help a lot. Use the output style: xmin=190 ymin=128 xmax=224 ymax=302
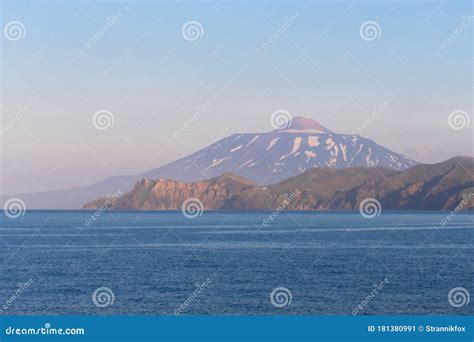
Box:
xmin=0 ymin=210 xmax=472 ymax=315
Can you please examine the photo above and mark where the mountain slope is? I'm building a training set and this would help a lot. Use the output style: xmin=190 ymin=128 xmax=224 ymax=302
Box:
xmin=332 ymin=156 xmax=474 ymax=210
xmin=83 ymin=157 xmax=473 ymax=211
xmin=2 ymin=116 xmax=417 ymax=209
xmin=140 ymin=116 xmax=416 ymax=185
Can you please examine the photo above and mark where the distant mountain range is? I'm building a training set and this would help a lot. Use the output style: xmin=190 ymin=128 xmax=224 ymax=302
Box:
xmin=2 ymin=117 xmax=420 ymax=209
xmin=84 ymin=157 xmax=473 ymax=211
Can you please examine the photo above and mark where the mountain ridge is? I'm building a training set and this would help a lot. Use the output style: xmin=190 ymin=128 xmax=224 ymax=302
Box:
xmin=2 ymin=117 xmax=419 ymax=209
xmin=83 ymin=156 xmax=474 ymax=211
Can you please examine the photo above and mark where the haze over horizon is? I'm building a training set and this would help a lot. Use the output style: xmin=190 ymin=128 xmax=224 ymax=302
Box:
xmin=1 ymin=0 xmax=472 ymax=195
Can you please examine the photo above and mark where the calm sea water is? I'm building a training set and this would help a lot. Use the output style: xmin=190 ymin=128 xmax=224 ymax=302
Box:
xmin=0 ymin=211 xmax=472 ymax=315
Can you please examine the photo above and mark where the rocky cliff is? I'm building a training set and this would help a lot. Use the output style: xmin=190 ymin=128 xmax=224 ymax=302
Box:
xmin=83 ymin=157 xmax=473 ymax=211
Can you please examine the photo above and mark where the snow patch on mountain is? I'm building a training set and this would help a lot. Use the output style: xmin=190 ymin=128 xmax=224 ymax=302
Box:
xmin=204 ymin=157 xmax=228 ymax=170
xmin=308 ymin=136 xmax=320 ymax=147
xmin=290 ymin=137 xmax=302 ymax=154
xmin=239 ymin=159 xmax=254 ymax=168
xmin=231 ymin=145 xmax=242 ymax=152
xmin=305 ymin=150 xmax=316 ymax=162
xmin=267 ymin=137 xmax=279 ymax=151
xmin=247 ymin=135 xmax=260 ymax=146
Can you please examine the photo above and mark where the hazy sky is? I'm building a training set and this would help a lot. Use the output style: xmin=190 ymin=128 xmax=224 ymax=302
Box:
xmin=1 ymin=0 xmax=472 ymax=194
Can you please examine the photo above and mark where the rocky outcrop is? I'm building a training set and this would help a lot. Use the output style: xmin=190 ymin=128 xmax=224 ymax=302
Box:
xmin=83 ymin=157 xmax=474 ymax=211
xmin=83 ymin=173 xmax=259 ymax=210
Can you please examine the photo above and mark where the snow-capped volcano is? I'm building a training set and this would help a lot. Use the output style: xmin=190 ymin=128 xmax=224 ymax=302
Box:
xmin=5 ymin=116 xmax=417 ymax=208
xmin=140 ymin=116 xmax=416 ymax=185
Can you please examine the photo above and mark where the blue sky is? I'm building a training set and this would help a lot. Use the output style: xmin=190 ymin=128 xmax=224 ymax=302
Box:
xmin=1 ymin=0 xmax=472 ymax=194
